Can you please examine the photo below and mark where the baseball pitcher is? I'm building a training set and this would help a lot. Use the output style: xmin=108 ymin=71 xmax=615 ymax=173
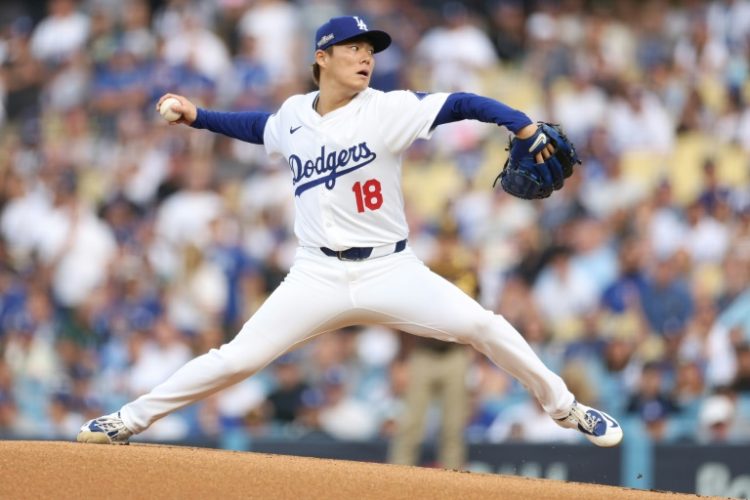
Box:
xmin=78 ymin=16 xmax=622 ymax=448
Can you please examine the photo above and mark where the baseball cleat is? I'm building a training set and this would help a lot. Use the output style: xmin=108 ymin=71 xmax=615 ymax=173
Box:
xmin=77 ymin=411 xmax=133 ymax=445
xmin=555 ymin=401 xmax=623 ymax=447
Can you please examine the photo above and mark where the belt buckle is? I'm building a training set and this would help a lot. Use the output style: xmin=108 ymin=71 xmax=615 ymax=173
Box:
xmin=337 ymin=248 xmax=367 ymax=261
xmin=336 ymin=249 xmax=356 ymax=261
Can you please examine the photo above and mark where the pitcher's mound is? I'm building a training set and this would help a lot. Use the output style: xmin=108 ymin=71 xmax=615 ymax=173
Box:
xmin=0 ymin=441 xmax=705 ymax=499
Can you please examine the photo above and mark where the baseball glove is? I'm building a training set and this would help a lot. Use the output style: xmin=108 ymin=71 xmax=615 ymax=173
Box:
xmin=493 ymin=122 xmax=581 ymax=200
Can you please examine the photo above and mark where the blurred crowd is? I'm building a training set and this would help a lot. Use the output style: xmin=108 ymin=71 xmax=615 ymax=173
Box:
xmin=1 ymin=0 xmax=750 ymax=455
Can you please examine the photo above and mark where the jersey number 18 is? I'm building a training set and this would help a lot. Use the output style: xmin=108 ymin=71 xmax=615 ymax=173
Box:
xmin=352 ymin=179 xmax=383 ymax=213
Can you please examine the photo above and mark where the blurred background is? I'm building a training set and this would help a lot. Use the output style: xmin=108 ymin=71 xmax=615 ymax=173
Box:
xmin=1 ymin=0 xmax=749 ymax=496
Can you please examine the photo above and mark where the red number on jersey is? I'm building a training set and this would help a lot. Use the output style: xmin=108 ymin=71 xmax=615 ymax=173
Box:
xmin=352 ymin=179 xmax=383 ymax=213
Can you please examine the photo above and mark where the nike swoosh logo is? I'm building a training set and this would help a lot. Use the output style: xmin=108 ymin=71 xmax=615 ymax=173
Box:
xmin=529 ymin=133 xmax=547 ymax=152
xmin=603 ymin=414 xmax=619 ymax=428
xmin=290 ymin=125 xmax=303 ymax=134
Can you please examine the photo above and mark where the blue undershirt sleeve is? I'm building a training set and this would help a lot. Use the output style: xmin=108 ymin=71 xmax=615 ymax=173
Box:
xmin=431 ymin=92 xmax=533 ymax=134
xmin=190 ymin=109 xmax=271 ymax=144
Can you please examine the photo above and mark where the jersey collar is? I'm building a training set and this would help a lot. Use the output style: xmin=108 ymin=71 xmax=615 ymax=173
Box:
xmin=311 ymin=89 xmax=371 ymax=120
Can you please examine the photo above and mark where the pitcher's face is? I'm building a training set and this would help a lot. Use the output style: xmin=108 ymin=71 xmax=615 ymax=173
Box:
xmin=318 ymin=39 xmax=375 ymax=93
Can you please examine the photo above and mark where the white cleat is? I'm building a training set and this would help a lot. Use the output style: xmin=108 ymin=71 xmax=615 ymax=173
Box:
xmin=555 ymin=401 xmax=623 ymax=447
xmin=77 ymin=411 xmax=133 ymax=445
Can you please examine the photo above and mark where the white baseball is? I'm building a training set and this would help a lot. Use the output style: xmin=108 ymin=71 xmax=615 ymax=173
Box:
xmin=159 ymin=97 xmax=182 ymax=122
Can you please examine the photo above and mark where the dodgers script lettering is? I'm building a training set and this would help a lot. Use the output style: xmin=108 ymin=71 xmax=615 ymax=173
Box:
xmin=289 ymin=142 xmax=377 ymax=196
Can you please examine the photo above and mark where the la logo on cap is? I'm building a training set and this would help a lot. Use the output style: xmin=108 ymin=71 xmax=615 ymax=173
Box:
xmin=353 ymin=16 xmax=367 ymax=30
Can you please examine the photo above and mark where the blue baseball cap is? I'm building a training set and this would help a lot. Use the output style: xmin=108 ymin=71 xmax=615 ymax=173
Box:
xmin=314 ymin=16 xmax=391 ymax=53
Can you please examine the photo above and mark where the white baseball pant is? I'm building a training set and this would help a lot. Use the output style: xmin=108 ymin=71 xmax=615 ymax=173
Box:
xmin=120 ymin=246 xmax=574 ymax=433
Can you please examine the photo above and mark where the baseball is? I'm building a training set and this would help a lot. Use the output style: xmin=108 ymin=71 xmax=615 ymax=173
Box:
xmin=159 ymin=97 xmax=182 ymax=122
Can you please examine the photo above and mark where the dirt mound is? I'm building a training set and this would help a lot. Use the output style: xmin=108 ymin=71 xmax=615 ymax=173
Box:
xmin=0 ymin=441 xmax=708 ymax=499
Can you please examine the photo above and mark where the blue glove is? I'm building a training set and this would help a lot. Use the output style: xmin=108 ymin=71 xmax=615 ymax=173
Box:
xmin=494 ymin=123 xmax=581 ymax=200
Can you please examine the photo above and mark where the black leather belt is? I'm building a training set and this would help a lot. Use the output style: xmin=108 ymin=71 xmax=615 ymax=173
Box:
xmin=320 ymin=239 xmax=407 ymax=261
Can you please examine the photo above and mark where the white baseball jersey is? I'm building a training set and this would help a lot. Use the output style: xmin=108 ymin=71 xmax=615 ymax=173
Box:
xmin=263 ymin=88 xmax=449 ymax=250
